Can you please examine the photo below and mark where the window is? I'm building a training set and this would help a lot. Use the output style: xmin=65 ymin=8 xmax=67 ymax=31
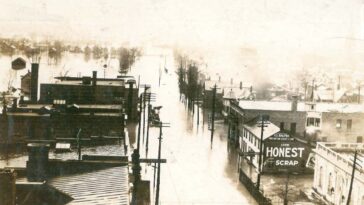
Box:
xmin=319 ymin=166 xmax=323 ymax=188
xmin=322 ymin=137 xmax=327 ymax=142
xmin=291 ymin=123 xmax=297 ymax=134
xmin=357 ymin=136 xmax=363 ymax=143
xmin=307 ymin=118 xmax=320 ymax=127
xmin=311 ymin=105 xmax=316 ymax=110
xmin=328 ymin=173 xmax=333 ymax=195
xmin=336 ymin=119 xmax=342 ymax=129
xmin=347 ymin=119 xmax=352 ymax=131
xmin=315 ymin=118 xmax=320 ymax=127
xmin=280 ymin=122 xmax=285 ymax=131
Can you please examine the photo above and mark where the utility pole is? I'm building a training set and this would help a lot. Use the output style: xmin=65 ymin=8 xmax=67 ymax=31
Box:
xmin=131 ymin=93 xmax=143 ymax=205
xmin=155 ymin=122 xmax=170 ymax=205
xmin=141 ymin=89 xmax=155 ymax=155
xmin=146 ymin=103 xmax=151 ymax=154
xmin=143 ymin=86 xmax=149 ymax=137
xmin=210 ymin=84 xmax=217 ymax=143
xmin=347 ymin=150 xmax=359 ymax=205
xmin=257 ymin=115 xmax=268 ymax=190
xmin=155 ymin=125 xmax=162 ymax=205
xmin=137 ymin=94 xmax=142 ymax=150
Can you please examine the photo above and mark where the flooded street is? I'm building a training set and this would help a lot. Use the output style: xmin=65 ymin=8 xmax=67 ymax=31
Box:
xmin=0 ymin=48 xmax=258 ymax=204
xmin=128 ymin=49 xmax=258 ymax=204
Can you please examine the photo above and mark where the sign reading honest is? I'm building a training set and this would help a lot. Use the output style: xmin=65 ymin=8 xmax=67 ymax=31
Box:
xmin=263 ymin=134 xmax=307 ymax=172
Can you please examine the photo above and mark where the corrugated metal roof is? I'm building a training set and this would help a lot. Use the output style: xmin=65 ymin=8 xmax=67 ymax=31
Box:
xmin=48 ymin=166 xmax=129 ymax=205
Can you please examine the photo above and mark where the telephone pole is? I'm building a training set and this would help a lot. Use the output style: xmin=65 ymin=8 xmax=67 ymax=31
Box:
xmin=257 ymin=115 xmax=269 ymax=190
xmin=155 ymin=122 xmax=170 ymax=205
xmin=131 ymin=94 xmax=143 ymax=205
xmin=210 ymin=84 xmax=217 ymax=143
xmin=143 ymin=86 xmax=149 ymax=137
xmin=347 ymin=150 xmax=359 ymax=205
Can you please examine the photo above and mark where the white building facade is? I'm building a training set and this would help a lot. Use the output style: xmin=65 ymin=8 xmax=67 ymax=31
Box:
xmin=314 ymin=142 xmax=364 ymax=205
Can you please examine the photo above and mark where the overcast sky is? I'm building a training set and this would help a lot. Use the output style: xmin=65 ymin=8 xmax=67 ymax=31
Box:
xmin=1 ymin=0 xmax=364 ymax=46
xmin=2 ymin=0 xmax=364 ymax=82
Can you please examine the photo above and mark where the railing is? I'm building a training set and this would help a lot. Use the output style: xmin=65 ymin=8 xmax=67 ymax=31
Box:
xmin=316 ymin=142 xmax=364 ymax=177
xmin=319 ymin=142 xmax=364 ymax=150
xmin=239 ymin=169 xmax=272 ymax=205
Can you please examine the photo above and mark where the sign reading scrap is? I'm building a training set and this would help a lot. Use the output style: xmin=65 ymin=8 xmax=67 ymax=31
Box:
xmin=263 ymin=132 xmax=307 ymax=172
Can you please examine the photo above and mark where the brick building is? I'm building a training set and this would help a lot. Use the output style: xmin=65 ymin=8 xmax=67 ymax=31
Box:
xmin=1 ymin=66 xmax=138 ymax=143
xmin=228 ymin=97 xmax=364 ymax=144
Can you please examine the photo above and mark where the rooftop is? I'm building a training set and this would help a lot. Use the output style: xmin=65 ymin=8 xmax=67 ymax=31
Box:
xmin=316 ymin=142 xmax=364 ymax=177
xmin=223 ymin=87 xmax=253 ymax=100
xmin=50 ymin=80 xmax=125 ymax=87
xmin=238 ymin=100 xmax=364 ymax=113
xmin=48 ymin=166 xmax=129 ymax=204
xmin=18 ymin=104 xmax=123 ymax=110
xmin=243 ymin=118 xmax=280 ymax=140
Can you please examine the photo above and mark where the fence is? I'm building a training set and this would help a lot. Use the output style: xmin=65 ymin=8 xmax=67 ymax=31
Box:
xmin=239 ymin=169 xmax=272 ymax=205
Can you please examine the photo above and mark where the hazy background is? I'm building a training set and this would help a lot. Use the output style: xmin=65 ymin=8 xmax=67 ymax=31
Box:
xmin=2 ymin=0 xmax=364 ymax=84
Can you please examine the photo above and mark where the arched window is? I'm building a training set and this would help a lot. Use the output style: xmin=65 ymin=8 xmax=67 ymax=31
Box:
xmin=319 ymin=166 xmax=323 ymax=188
xmin=328 ymin=173 xmax=333 ymax=195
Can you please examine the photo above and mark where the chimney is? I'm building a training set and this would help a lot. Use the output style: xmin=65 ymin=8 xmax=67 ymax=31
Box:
xmin=26 ymin=143 xmax=50 ymax=182
xmin=19 ymin=96 xmax=24 ymax=104
xmin=291 ymin=95 xmax=298 ymax=112
xmin=240 ymin=81 xmax=243 ymax=90
xmin=30 ymin=63 xmax=39 ymax=103
xmin=218 ymin=76 xmax=221 ymax=82
xmin=250 ymin=86 xmax=253 ymax=93
xmin=12 ymin=98 xmax=17 ymax=110
xmin=92 ymin=71 xmax=97 ymax=86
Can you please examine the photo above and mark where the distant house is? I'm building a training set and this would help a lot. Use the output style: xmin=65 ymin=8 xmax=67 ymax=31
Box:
xmin=222 ymin=85 xmax=254 ymax=119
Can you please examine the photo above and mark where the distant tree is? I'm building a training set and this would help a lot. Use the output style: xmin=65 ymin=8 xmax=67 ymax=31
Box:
xmin=92 ymin=45 xmax=103 ymax=59
xmin=186 ymin=63 xmax=199 ymax=104
xmin=118 ymin=47 xmax=141 ymax=74
xmin=118 ymin=48 xmax=130 ymax=74
xmin=177 ymin=62 xmax=185 ymax=96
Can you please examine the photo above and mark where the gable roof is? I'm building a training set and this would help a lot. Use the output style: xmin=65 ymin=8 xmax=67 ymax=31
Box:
xmin=243 ymin=117 xmax=280 ymax=141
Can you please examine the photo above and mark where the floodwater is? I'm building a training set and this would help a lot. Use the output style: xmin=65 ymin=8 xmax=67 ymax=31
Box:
xmin=0 ymin=47 xmax=258 ymax=204
xmin=128 ymin=48 xmax=257 ymax=204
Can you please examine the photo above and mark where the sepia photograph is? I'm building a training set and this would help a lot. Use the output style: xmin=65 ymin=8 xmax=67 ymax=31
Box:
xmin=0 ymin=0 xmax=364 ymax=204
